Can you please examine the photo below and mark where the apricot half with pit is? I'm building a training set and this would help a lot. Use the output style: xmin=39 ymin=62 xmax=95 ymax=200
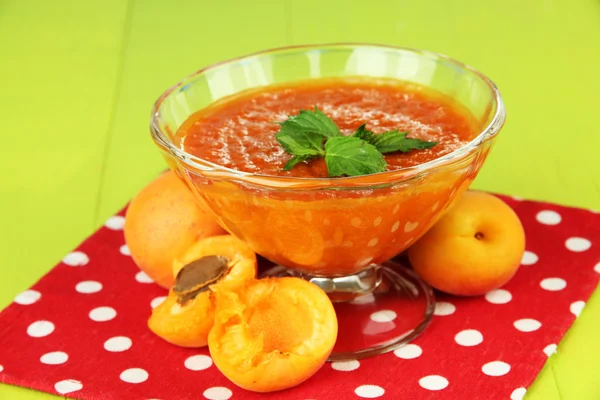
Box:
xmin=208 ymin=277 xmax=338 ymax=393
xmin=173 ymin=235 xmax=257 ymax=286
xmin=148 ymin=236 xmax=257 ymax=348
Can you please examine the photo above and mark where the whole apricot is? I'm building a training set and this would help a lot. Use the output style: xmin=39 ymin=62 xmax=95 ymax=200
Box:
xmin=124 ymin=171 xmax=226 ymax=288
xmin=408 ymin=191 xmax=525 ymax=296
xmin=208 ymin=277 xmax=338 ymax=393
xmin=148 ymin=237 xmax=257 ymax=348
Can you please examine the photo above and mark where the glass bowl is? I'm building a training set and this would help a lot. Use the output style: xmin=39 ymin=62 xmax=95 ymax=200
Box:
xmin=150 ymin=43 xmax=505 ymax=361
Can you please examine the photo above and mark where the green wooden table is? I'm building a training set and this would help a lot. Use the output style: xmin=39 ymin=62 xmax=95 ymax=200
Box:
xmin=1 ymin=0 xmax=599 ymax=398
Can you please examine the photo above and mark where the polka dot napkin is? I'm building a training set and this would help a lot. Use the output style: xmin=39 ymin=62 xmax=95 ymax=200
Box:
xmin=0 ymin=195 xmax=598 ymax=399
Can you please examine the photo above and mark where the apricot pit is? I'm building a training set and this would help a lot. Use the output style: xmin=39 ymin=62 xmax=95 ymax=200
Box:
xmin=173 ymin=255 xmax=229 ymax=304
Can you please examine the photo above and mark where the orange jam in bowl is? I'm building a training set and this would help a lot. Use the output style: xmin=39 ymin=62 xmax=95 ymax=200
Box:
xmin=150 ymin=44 xmax=504 ymax=277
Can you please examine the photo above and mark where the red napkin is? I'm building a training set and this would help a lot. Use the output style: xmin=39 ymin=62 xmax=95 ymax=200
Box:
xmin=0 ymin=195 xmax=598 ymax=400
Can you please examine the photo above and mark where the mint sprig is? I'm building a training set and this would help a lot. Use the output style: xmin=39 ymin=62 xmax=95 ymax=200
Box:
xmin=276 ymin=107 xmax=437 ymax=177
xmin=354 ymin=124 xmax=438 ymax=154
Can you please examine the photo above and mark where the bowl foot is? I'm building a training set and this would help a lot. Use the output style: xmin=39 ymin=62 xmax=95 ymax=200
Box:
xmin=261 ymin=260 xmax=435 ymax=361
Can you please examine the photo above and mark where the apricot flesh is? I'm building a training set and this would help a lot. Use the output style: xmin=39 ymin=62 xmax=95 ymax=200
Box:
xmin=208 ymin=277 xmax=338 ymax=393
xmin=148 ymin=235 xmax=257 ymax=348
xmin=148 ymin=288 xmax=215 ymax=348
xmin=124 ymin=171 xmax=226 ymax=288
xmin=408 ymin=191 xmax=525 ymax=296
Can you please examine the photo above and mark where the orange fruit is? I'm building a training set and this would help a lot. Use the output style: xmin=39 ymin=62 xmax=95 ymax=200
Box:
xmin=408 ymin=191 xmax=525 ymax=296
xmin=148 ymin=236 xmax=257 ymax=348
xmin=124 ymin=171 xmax=226 ymax=288
xmin=208 ymin=277 xmax=338 ymax=392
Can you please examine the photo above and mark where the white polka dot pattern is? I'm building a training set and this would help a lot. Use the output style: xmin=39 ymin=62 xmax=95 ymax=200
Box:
xmin=514 ymin=319 xmax=542 ymax=332
xmin=455 ymin=329 xmax=483 ymax=346
xmin=89 ymin=307 xmax=117 ymax=322
xmin=14 ymin=290 xmax=41 ymax=305
xmin=485 ymin=289 xmax=512 ymax=304
xmin=62 ymin=251 xmax=89 ymax=266
xmin=482 ymin=361 xmax=511 ymax=376
xmin=27 ymin=321 xmax=55 ymax=337
xmin=394 ymin=344 xmax=422 ymax=359
xmin=120 ymin=368 xmax=148 ymax=384
xmin=40 ymin=351 xmax=68 ymax=365
xmin=203 ymin=387 xmax=233 ymax=400
xmin=104 ymin=336 xmax=132 ymax=352
xmin=0 ymin=201 xmax=596 ymax=400
xmin=105 ymin=216 xmax=125 ymax=230
xmin=565 ymin=237 xmax=592 ymax=252
xmin=331 ymin=360 xmax=360 ymax=371
xmin=54 ymin=379 xmax=82 ymax=394
xmin=185 ymin=355 xmax=213 ymax=371
xmin=521 ymin=251 xmax=538 ymax=265
xmin=536 ymin=210 xmax=561 ymax=225
xmin=419 ymin=375 xmax=449 ymax=390
xmin=355 ymin=385 xmax=385 ymax=398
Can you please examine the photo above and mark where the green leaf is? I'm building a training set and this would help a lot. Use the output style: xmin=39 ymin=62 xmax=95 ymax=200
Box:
xmin=368 ymin=130 xmax=408 ymax=153
xmin=352 ymin=124 xmax=374 ymax=142
xmin=391 ymin=137 xmax=438 ymax=152
xmin=354 ymin=126 xmax=437 ymax=154
xmin=277 ymin=107 xmax=341 ymax=139
xmin=276 ymin=131 xmax=325 ymax=157
xmin=283 ymin=155 xmax=313 ymax=171
xmin=324 ymin=136 xmax=387 ymax=177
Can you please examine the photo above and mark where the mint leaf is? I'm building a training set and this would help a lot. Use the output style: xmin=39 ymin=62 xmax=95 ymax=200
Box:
xmin=354 ymin=125 xmax=437 ymax=154
xmin=276 ymin=131 xmax=325 ymax=158
xmin=283 ymin=155 xmax=313 ymax=171
xmin=391 ymin=136 xmax=438 ymax=152
xmin=277 ymin=107 xmax=341 ymax=139
xmin=352 ymin=124 xmax=374 ymax=142
xmin=324 ymin=136 xmax=387 ymax=177
xmin=371 ymin=130 xmax=437 ymax=153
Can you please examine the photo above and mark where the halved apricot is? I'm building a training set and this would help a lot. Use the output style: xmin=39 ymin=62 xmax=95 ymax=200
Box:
xmin=173 ymin=235 xmax=257 ymax=286
xmin=148 ymin=236 xmax=257 ymax=348
xmin=148 ymin=287 xmax=215 ymax=348
xmin=208 ymin=277 xmax=338 ymax=392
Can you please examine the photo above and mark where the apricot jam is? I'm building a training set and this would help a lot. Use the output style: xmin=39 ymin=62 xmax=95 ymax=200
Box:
xmin=175 ymin=78 xmax=476 ymax=178
xmin=175 ymin=78 xmax=484 ymax=275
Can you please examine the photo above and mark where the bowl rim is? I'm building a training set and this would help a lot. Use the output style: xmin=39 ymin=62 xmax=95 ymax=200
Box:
xmin=150 ymin=42 xmax=506 ymax=189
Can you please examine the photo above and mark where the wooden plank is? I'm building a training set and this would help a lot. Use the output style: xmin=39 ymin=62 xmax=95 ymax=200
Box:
xmin=0 ymin=0 xmax=130 ymax=305
xmin=95 ymin=0 xmax=290 ymax=222
xmin=0 ymin=0 xmax=131 ymax=398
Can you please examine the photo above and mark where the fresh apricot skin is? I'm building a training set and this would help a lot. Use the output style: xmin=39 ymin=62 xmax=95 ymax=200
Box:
xmin=124 ymin=171 xmax=226 ymax=288
xmin=208 ymin=277 xmax=338 ymax=393
xmin=408 ymin=191 xmax=525 ymax=296
xmin=148 ymin=235 xmax=257 ymax=348
xmin=148 ymin=289 xmax=215 ymax=348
